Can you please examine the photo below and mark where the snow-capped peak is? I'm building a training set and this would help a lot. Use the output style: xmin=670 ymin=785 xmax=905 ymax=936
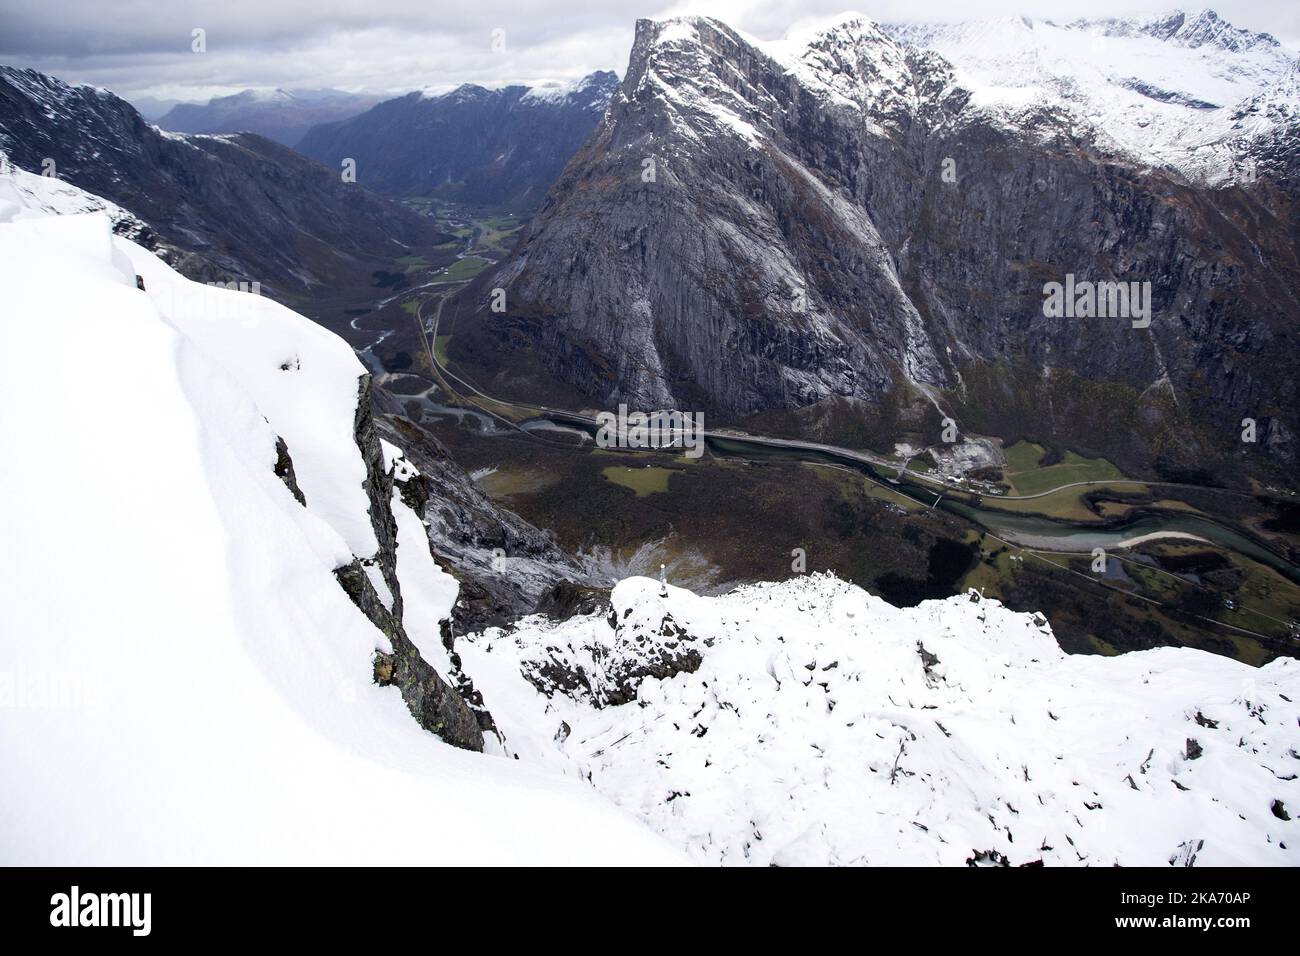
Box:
xmin=638 ymin=6 xmax=1298 ymax=180
xmin=0 ymin=64 xmax=125 ymax=134
xmin=520 ymin=71 xmax=620 ymax=109
xmin=625 ymin=12 xmax=949 ymax=146
xmin=771 ymin=13 xmax=923 ymax=113
xmin=417 ymin=72 xmax=618 ymax=108
xmin=1066 ymin=9 xmax=1284 ymax=53
xmin=419 ymin=81 xmax=496 ymax=102
xmin=776 ymin=10 xmax=884 ymax=47
xmin=884 ymin=9 xmax=1298 ymax=182
xmin=217 ymin=87 xmax=298 ymax=105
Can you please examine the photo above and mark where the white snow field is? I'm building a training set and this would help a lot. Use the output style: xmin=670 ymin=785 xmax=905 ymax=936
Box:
xmin=0 ymin=170 xmax=683 ymax=865
xmin=0 ymin=155 xmax=150 ymax=240
xmin=461 ymin=575 xmax=1299 ymax=867
xmin=883 ymin=10 xmax=1299 ymax=183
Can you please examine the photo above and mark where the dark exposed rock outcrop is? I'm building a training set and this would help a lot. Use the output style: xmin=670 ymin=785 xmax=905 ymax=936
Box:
xmin=535 ymin=579 xmax=610 ymax=622
xmin=374 ymin=404 xmax=587 ymax=631
xmin=273 ymin=436 xmax=306 ymax=506
xmin=334 ymin=375 xmax=484 ymax=752
xmin=353 ymin=377 xmax=403 ymax=613
xmin=334 ymin=558 xmax=482 ymax=751
xmin=519 ymin=606 xmax=702 ymax=708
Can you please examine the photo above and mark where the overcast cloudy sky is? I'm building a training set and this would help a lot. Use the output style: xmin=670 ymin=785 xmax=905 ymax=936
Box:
xmin=2 ymin=1 xmax=1296 ymax=105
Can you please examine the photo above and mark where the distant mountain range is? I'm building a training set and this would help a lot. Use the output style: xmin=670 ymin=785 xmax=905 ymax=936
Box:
xmin=127 ymin=95 xmax=183 ymax=120
xmin=883 ymin=9 xmax=1300 ymax=183
xmin=0 ymin=66 xmax=449 ymax=307
xmin=444 ymin=11 xmax=1299 ymax=482
xmin=296 ymin=72 xmax=620 ymax=211
xmin=157 ymin=88 xmax=382 ymax=147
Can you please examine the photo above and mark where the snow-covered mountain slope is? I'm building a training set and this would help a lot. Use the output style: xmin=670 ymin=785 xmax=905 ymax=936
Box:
xmin=0 ymin=176 xmax=683 ymax=865
xmin=461 ymin=575 xmax=1299 ymax=866
xmin=0 ymin=154 xmax=151 ymax=244
xmin=884 ymin=9 xmax=1299 ymax=182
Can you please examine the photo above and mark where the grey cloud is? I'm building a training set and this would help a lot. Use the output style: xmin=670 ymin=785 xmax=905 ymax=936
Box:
xmin=1 ymin=0 xmax=1295 ymax=102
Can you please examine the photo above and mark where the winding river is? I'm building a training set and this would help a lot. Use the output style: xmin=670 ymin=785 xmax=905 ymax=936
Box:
xmin=361 ymin=321 xmax=1300 ymax=589
xmin=532 ymin=421 xmax=1300 ymax=586
xmin=702 ymin=434 xmax=1300 ymax=586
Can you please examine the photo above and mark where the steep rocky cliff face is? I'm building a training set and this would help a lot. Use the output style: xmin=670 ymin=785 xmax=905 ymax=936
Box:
xmin=296 ymin=72 xmax=620 ymax=210
xmin=447 ymin=15 xmax=1299 ymax=479
xmin=0 ymin=66 xmax=449 ymax=303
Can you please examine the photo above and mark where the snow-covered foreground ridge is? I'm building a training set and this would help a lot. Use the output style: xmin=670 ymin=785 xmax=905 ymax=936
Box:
xmin=0 ymin=171 xmax=682 ymax=865
xmin=463 ymin=575 xmax=1299 ymax=866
